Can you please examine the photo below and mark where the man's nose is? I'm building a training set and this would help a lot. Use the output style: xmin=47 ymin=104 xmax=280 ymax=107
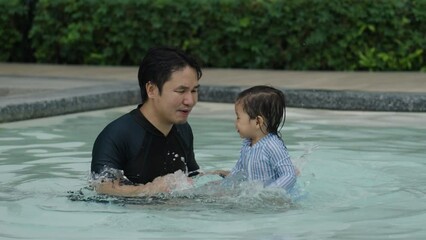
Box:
xmin=183 ymin=92 xmax=197 ymax=106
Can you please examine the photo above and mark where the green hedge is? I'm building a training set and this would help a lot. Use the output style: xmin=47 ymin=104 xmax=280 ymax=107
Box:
xmin=2 ymin=0 xmax=426 ymax=71
xmin=0 ymin=0 xmax=27 ymax=61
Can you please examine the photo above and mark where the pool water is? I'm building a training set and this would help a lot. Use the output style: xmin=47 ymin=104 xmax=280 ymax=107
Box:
xmin=0 ymin=102 xmax=425 ymax=239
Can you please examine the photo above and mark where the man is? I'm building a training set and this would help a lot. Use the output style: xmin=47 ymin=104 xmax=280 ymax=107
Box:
xmin=91 ymin=47 xmax=202 ymax=196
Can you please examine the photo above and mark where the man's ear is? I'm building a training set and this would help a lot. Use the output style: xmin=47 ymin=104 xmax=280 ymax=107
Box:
xmin=145 ymin=81 xmax=157 ymax=98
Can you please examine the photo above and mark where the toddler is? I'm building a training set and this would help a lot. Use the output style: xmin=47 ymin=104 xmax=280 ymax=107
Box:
xmin=224 ymin=85 xmax=297 ymax=191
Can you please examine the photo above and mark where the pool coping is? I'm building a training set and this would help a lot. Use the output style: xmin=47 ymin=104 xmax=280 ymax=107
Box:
xmin=1 ymin=83 xmax=425 ymax=123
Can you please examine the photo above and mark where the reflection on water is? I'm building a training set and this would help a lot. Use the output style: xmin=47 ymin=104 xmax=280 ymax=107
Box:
xmin=1 ymin=103 xmax=426 ymax=239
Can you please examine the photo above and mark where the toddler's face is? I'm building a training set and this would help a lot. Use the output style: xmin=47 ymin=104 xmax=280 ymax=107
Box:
xmin=234 ymin=102 xmax=257 ymax=139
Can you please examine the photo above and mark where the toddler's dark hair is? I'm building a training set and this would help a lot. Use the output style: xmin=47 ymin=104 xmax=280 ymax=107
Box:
xmin=236 ymin=85 xmax=286 ymax=136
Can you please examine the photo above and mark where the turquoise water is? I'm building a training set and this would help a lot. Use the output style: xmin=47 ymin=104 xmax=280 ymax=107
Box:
xmin=0 ymin=103 xmax=425 ymax=239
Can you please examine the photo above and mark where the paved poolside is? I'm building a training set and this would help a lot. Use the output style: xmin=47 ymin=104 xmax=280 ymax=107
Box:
xmin=0 ymin=63 xmax=425 ymax=122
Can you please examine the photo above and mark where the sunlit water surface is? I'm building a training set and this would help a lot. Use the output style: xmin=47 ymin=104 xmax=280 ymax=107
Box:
xmin=0 ymin=102 xmax=425 ymax=240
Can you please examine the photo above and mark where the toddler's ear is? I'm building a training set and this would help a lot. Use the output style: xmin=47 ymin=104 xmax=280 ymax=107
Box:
xmin=256 ymin=116 xmax=264 ymax=127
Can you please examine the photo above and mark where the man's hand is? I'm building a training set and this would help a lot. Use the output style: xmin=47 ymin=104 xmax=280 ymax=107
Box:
xmin=203 ymin=170 xmax=230 ymax=178
xmin=93 ymin=170 xmax=194 ymax=197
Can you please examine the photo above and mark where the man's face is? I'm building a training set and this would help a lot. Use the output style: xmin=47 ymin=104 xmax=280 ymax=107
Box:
xmin=151 ymin=66 xmax=199 ymax=126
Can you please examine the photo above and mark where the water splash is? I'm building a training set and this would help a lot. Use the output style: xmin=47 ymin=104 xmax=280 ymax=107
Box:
xmin=70 ymin=170 xmax=297 ymax=213
xmin=292 ymin=144 xmax=318 ymax=173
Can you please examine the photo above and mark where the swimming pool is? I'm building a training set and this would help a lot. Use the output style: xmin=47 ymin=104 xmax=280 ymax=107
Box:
xmin=1 ymin=102 xmax=425 ymax=239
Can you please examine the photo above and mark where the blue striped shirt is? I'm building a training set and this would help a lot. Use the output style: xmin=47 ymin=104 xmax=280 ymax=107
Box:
xmin=231 ymin=133 xmax=296 ymax=191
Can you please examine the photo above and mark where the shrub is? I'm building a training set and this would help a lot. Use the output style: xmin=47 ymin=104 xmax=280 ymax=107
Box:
xmin=1 ymin=0 xmax=425 ymax=70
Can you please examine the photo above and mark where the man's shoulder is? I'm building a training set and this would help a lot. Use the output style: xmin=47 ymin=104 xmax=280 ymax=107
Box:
xmin=101 ymin=111 xmax=142 ymax=138
xmin=105 ymin=112 xmax=133 ymax=129
xmin=174 ymin=122 xmax=193 ymax=147
xmin=175 ymin=122 xmax=193 ymax=136
xmin=175 ymin=122 xmax=192 ymax=131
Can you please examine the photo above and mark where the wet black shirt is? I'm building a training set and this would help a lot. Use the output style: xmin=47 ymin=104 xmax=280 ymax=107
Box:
xmin=91 ymin=107 xmax=199 ymax=184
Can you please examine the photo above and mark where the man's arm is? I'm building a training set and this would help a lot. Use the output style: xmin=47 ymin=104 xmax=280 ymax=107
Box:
xmin=92 ymin=170 xmax=194 ymax=197
xmin=203 ymin=170 xmax=230 ymax=178
xmin=93 ymin=176 xmax=169 ymax=196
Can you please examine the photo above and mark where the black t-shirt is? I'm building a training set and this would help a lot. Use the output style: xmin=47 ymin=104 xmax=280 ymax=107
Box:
xmin=91 ymin=106 xmax=199 ymax=184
